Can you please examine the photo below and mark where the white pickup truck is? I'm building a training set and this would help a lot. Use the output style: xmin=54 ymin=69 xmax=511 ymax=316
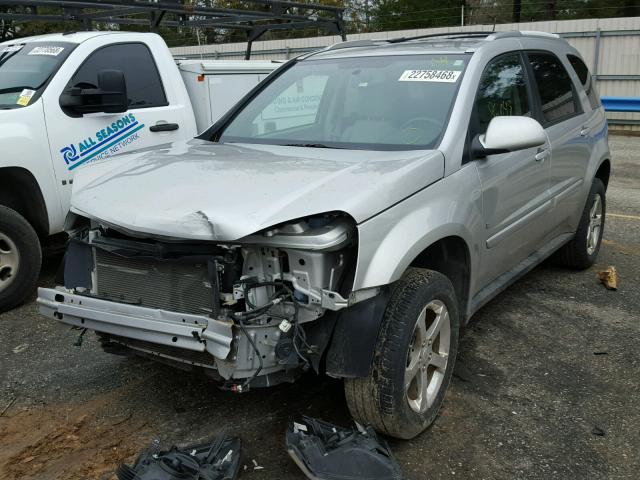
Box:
xmin=0 ymin=31 xmax=278 ymax=312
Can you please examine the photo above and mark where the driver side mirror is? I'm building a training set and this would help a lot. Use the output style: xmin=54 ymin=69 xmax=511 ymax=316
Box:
xmin=472 ymin=116 xmax=546 ymax=158
xmin=60 ymin=69 xmax=128 ymax=116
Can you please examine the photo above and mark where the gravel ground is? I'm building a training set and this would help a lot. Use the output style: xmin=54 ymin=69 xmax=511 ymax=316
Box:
xmin=1 ymin=135 xmax=638 ymax=480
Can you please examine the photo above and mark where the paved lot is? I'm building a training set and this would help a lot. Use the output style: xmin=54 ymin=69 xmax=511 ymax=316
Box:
xmin=1 ymin=135 xmax=638 ymax=480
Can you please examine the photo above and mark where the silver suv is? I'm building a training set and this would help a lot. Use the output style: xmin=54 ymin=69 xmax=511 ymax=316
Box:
xmin=39 ymin=31 xmax=610 ymax=439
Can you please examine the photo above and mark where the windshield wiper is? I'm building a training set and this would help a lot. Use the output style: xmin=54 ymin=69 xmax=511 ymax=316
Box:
xmin=284 ymin=143 xmax=344 ymax=149
xmin=0 ymin=47 xmax=23 ymax=67
xmin=0 ymin=86 xmax=36 ymax=94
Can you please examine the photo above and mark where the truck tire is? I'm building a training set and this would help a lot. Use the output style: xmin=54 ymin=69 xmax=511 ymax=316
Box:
xmin=0 ymin=206 xmax=42 ymax=313
xmin=557 ymin=178 xmax=606 ymax=270
xmin=344 ymin=268 xmax=459 ymax=439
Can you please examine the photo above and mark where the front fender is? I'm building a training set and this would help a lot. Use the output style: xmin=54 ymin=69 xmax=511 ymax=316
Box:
xmin=353 ymin=164 xmax=483 ymax=293
xmin=0 ymin=101 xmax=61 ymax=233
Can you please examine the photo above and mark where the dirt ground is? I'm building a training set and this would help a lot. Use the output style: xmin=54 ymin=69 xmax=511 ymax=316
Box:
xmin=1 ymin=135 xmax=639 ymax=480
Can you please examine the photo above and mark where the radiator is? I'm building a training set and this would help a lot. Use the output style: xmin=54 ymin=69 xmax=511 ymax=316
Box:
xmin=94 ymin=249 xmax=213 ymax=315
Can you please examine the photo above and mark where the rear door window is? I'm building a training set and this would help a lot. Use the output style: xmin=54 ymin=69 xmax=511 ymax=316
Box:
xmin=567 ymin=54 xmax=600 ymax=110
xmin=527 ymin=52 xmax=580 ymax=124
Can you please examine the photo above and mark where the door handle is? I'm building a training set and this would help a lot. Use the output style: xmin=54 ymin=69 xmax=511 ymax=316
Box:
xmin=534 ymin=148 xmax=549 ymax=162
xmin=580 ymin=126 xmax=591 ymax=136
xmin=150 ymin=122 xmax=179 ymax=132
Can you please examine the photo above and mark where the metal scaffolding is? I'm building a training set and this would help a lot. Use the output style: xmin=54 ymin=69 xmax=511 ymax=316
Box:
xmin=0 ymin=0 xmax=347 ymax=58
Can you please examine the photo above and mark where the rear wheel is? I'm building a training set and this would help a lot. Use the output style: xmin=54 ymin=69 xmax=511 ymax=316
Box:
xmin=0 ymin=206 xmax=42 ymax=313
xmin=557 ymin=178 xmax=606 ymax=269
xmin=344 ymin=268 xmax=459 ymax=439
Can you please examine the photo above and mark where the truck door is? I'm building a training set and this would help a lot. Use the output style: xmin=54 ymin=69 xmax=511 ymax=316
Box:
xmin=42 ymin=42 xmax=188 ymax=203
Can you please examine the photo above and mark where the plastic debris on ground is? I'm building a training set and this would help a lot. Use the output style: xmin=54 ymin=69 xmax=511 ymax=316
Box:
xmin=597 ymin=266 xmax=618 ymax=290
xmin=286 ymin=416 xmax=403 ymax=480
xmin=116 ymin=435 xmax=241 ymax=480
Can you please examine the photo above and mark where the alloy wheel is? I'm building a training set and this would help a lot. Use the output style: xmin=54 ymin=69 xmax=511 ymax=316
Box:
xmin=586 ymin=194 xmax=603 ymax=255
xmin=405 ymin=300 xmax=451 ymax=414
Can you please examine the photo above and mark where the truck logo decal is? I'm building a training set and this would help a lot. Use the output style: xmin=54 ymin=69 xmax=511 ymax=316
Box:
xmin=60 ymin=144 xmax=79 ymax=164
xmin=60 ymin=113 xmax=145 ymax=171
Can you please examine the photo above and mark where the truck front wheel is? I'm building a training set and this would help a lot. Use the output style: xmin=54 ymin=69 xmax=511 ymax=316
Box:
xmin=344 ymin=268 xmax=460 ymax=439
xmin=0 ymin=206 xmax=42 ymax=313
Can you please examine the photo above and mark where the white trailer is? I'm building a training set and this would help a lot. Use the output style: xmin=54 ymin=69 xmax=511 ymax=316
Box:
xmin=178 ymin=60 xmax=280 ymax=133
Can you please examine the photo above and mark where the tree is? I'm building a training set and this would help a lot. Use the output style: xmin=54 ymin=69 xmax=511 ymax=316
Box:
xmin=371 ymin=0 xmax=463 ymax=31
xmin=513 ymin=0 xmax=522 ymax=22
xmin=0 ymin=5 xmax=74 ymax=40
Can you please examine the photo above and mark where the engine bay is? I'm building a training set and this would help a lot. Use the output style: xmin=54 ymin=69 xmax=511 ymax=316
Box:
xmin=60 ymin=212 xmax=357 ymax=390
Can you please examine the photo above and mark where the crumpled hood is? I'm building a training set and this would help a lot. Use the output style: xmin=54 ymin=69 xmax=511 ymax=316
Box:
xmin=71 ymin=139 xmax=444 ymax=241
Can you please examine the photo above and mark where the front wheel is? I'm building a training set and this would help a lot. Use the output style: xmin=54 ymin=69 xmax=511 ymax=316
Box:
xmin=0 ymin=206 xmax=42 ymax=313
xmin=344 ymin=268 xmax=459 ymax=439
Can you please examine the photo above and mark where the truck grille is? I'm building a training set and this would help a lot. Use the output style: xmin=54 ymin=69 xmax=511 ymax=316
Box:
xmin=95 ymin=249 xmax=212 ymax=315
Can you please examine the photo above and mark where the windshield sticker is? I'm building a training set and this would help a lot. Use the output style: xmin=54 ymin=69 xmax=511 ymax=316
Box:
xmin=16 ymin=89 xmax=36 ymax=106
xmin=28 ymin=46 xmax=65 ymax=56
xmin=399 ymin=70 xmax=461 ymax=83
xmin=1 ymin=44 xmax=23 ymax=53
xmin=433 ymin=57 xmax=451 ymax=67
xmin=59 ymin=113 xmax=145 ymax=171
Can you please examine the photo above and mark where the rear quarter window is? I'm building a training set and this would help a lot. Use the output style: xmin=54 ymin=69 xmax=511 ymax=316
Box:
xmin=567 ymin=54 xmax=600 ymax=110
xmin=527 ymin=51 xmax=580 ymax=124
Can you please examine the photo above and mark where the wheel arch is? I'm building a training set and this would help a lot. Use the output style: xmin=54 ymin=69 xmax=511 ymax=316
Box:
xmin=0 ymin=167 xmax=49 ymax=237
xmin=594 ymin=158 xmax=611 ymax=190
xmin=408 ymin=235 xmax=472 ymax=323
xmin=325 ymin=234 xmax=473 ymax=379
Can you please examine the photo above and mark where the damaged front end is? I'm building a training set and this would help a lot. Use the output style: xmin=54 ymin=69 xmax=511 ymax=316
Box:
xmin=38 ymin=212 xmax=366 ymax=390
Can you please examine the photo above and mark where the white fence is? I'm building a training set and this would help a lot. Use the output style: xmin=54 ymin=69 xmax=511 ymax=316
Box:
xmin=171 ymin=16 xmax=640 ymax=131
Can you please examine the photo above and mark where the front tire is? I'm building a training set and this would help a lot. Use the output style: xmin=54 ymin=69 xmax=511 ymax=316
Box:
xmin=344 ymin=268 xmax=459 ymax=439
xmin=557 ymin=178 xmax=606 ymax=269
xmin=0 ymin=206 xmax=42 ymax=313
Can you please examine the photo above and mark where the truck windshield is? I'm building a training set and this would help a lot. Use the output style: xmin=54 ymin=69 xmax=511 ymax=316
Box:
xmin=220 ymin=54 xmax=468 ymax=150
xmin=0 ymin=41 xmax=74 ymax=109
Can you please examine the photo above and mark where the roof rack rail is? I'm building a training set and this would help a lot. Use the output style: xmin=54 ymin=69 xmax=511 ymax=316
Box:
xmin=519 ymin=30 xmax=560 ymax=38
xmin=387 ymin=31 xmax=494 ymax=44
xmin=323 ymin=30 xmax=563 ymax=53
xmin=326 ymin=39 xmax=387 ymax=51
xmin=488 ymin=31 xmax=561 ymax=40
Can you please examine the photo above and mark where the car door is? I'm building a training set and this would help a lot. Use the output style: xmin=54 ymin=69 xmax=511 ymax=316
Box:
xmin=471 ymin=52 xmax=552 ymax=289
xmin=525 ymin=51 xmax=593 ymax=239
xmin=43 ymin=42 xmax=187 ymax=205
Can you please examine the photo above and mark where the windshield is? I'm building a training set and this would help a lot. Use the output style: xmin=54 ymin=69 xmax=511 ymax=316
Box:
xmin=0 ymin=41 xmax=74 ymax=109
xmin=220 ymin=54 xmax=468 ymax=150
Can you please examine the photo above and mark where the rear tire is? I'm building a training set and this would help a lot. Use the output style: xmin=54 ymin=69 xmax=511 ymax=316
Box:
xmin=0 ymin=206 xmax=42 ymax=313
xmin=344 ymin=268 xmax=459 ymax=439
xmin=557 ymin=178 xmax=606 ymax=269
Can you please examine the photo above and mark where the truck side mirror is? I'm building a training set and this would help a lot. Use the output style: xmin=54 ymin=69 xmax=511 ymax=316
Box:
xmin=60 ymin=69 xmax=128 ymax=116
